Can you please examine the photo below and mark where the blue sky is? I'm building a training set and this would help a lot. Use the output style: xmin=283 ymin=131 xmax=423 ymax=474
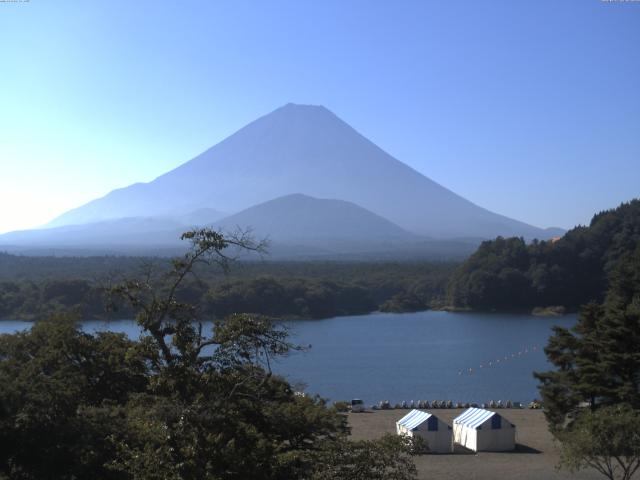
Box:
xmin=0 ymin=0 xmax=638 ymax=233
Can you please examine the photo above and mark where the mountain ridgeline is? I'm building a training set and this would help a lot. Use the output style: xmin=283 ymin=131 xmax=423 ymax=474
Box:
xmin=446 ymin=199 xmax=640 ymax=311
xmin=0 ymin=200 xmax=637 ymax=320
xmin=0 ymin=103 xmax=561 ymax=258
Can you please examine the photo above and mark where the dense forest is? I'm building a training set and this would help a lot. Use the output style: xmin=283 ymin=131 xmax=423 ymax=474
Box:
xmin=0 ymin=255 xmax=455 ymax=320
xmin=0 ymin=229 xmax=422 ymax=479
xmin=447 ymin=200 xmax=640 ymax=311
xmin=3 ymin=199 xmax=638 ymax=321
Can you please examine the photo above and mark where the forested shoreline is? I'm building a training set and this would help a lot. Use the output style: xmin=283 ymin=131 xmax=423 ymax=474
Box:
xmin=447 ymin=200 xmax=640 ymax=312
xmin=3 ymin=200 xmax=638 ymax=321
xmin=1 ymin=205 xmax=638 ymax=478
xmin=0 ymin=257 xmax=455 ymax=321
xmin=0 ymin=229 xmax=424 ymax=479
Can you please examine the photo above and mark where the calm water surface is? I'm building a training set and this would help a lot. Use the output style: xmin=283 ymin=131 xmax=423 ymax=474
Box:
xmin=0 ymin=311 xmax=575 ymax=405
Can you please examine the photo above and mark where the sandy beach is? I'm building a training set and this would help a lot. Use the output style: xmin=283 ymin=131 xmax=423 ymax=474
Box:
xmin=348 ymin=409 xmax=602 ymax=480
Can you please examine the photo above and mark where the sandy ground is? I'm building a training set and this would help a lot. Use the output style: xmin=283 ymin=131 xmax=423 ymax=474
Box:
xmin=348 ymin=409 xmax=602 ymax=480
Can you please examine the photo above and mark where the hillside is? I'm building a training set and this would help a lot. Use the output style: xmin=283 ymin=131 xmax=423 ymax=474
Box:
xmin=214 ymin=193 xmax=414 ymax=247
xmin=0 ymin=194 xmax=478 ymax=259
xmin=446 ymin=199 xmax=640 ymax=311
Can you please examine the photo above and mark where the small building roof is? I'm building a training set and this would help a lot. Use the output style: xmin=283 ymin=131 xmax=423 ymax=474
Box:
xmin=396 ymin=409 xmax=433 ymax=431
xmin=453 ymin=407 xmax=497 ymax=429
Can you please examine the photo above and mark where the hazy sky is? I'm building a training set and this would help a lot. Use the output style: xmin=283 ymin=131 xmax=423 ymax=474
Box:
xmin=1 ymin=0 xmax=638 ymax=234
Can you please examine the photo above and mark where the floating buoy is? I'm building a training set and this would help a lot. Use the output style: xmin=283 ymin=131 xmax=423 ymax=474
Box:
xmin=455 ymin=344 xmax=543 ymax=380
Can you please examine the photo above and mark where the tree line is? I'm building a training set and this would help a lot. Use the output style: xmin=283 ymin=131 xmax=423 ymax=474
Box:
xmin=447 ymin=199 xmax=640 ymax=311
xmin=0 ymin=259 xmax=455 ymax=321
xmin=3 ymin=199 xmax=639 ymax=320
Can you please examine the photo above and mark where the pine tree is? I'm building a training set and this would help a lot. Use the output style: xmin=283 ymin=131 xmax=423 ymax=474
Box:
xmin=536 ymin=246 xmax=640 ymax=428
xmin=536 ymin=246 xmax=640 ymax=479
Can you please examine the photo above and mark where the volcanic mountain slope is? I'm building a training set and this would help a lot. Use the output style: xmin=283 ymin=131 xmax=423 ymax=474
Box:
xmin=0 ymin=217 xmax=186 ymax=249
xmin=210 ymin=194 xmax=478 ymax=259
xmin=0 ymin=194 xmax=482 ymax=259
xmin=3 ymin=194 xmax=414 ymax=249
xmin=45 ymin=103 xmax=559 ymax=240
xmin=214 ymin=194 xmax=414 ymax=244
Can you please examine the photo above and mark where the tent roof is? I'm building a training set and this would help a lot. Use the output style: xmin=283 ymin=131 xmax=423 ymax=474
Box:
xmin=453 ymin=408 xmax=497 ymax=429
xmin=396 ymin=409 xmax=433 ymax=431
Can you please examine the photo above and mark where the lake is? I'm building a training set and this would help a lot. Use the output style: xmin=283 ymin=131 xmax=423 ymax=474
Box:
xmin=0 ymin=310 xmax=575 ymax=406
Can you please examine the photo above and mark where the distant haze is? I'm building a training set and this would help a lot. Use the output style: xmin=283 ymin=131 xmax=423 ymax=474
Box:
xmin=46 ymin=104 xmax=563 ymax=240
xmin=1 ymin=104 xmax=565 ymax=258
xmin=2 ymin=2 xmax=638 ymax=234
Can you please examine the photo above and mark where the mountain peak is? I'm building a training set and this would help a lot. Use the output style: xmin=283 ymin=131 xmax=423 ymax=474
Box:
xmin=270 ymin=103 xmax=335 ymax=121
xmin=41 ymin=104 xmax=558 ymax=240
xmin=280 ymin=102 xmax=328 ymax=111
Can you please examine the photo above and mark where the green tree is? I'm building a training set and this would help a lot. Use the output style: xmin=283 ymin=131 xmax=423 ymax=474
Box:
xmin=310 ymin=434 xmax=422 ymax=480
xmin=0 ymin=315 xmax=148 ymax=479
xmin=557 ymin=405 xmax=640 ymax=480
xmin=447 ymin=199 xmax=640 ymax=311
xmin=105 ymin=229 xmax=350 ymax=478
xmin=535 ymin=247 xmax=640 ymax=429
xmin=1 ymin=228 xmax=423 ymax=479
xmin=536 ymin=246 xmax=640 ymax=479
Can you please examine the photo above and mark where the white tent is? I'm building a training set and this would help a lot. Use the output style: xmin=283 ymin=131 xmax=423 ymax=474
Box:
xmin=396 ymin=409 xmax=453 ymax=453
xmin=452 ymin=407 xmax=516 ymax=452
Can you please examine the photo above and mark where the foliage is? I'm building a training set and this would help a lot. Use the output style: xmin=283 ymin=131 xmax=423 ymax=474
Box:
xmin=557 ymin=405 xmax=640 ymax=480
xmin=448 ymin=199 xmax=640 ymax=310
xmin=380 ymin=291 xmax=429 ymax=313
xmin=536 ymin=245 xmax=640 ymax=480
xmin=0 ymin=316 xmax=148 ymax=479
xmin=0 ymin=256 xmax=455 ymax=320
xmin=0 ymin=228 xmax=422 ymax=479
xmin=310 ymin=434 xmax=421 ymax=480
xmin=332 ymin=401 xmax=350 ymax=412
xmin=202 ymin=276 xmax=376 ymax=319
xmin=535 ymin=246 xmax=640 ymax=429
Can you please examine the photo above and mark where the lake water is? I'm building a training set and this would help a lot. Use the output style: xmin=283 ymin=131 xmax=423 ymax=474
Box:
xmin=0 ymin=311 xmax=575 ymax=406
